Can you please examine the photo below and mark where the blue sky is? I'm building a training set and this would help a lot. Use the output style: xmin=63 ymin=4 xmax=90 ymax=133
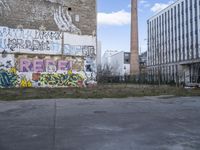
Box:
xmin=97 ymin=0 xmax=175 ymax=55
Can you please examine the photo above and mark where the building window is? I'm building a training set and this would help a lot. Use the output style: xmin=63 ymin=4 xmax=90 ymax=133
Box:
xmin=124 ymin=53 xmax=130 ymax=64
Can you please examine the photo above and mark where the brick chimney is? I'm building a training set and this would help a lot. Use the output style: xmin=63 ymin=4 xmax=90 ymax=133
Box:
xmin=130 ymin=0 xmax=139 ymax=75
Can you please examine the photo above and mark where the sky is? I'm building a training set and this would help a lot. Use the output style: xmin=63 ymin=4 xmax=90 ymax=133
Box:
xmin=97 ymin=0 xmax=175 ymax=55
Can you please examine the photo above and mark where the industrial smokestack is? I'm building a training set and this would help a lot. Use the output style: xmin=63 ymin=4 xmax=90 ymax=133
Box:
xmin=130 ymin=0 xmax=139 ymax=75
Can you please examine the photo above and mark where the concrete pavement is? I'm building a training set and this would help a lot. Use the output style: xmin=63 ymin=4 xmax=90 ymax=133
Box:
xmin=0 ymin=97 xmax=200 ymax=150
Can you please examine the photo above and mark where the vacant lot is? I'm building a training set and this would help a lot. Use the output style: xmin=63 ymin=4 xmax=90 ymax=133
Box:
xmin=0 ymin=97 xmax=200 ymax=150
xmin=0 ymin=84 xmax=200 ymax=101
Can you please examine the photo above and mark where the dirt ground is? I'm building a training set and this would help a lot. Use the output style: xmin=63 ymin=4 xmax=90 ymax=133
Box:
xmin=0 ymin=84 xmax=200 ymax=101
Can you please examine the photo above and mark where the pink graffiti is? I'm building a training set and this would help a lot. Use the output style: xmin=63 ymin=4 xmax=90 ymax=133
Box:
xmin=20 ymin=59 xmax=72 ymax=72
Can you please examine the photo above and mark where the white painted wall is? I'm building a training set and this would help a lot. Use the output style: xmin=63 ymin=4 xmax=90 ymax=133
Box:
xmin=64 ymin=32 xmax=96 ymax=46
xmin=110 ymin=51 xmax=130 ymax=76
xmin=96 ymin=41 xmax=102 ymax=66
xmin=102 ymin=50 xmax=119 ymax=68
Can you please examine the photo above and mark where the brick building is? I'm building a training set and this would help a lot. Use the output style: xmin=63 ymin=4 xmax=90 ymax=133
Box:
xmin=0 ymin=0 xmax=97 ymax=88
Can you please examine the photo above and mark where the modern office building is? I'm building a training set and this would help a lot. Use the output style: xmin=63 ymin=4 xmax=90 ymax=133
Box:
xmin=147 ymin=0 xmax=200 ymax=84
xmin=0 ymin=0 xmax=97 ymax=88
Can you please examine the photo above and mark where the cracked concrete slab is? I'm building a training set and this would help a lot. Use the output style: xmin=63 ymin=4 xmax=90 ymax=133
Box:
xmin=0 ymin=97 xmax=200 ymax=150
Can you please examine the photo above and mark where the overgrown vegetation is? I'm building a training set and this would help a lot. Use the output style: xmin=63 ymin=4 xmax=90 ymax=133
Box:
xmin=0 ymin=84 xmax=200 ymax=101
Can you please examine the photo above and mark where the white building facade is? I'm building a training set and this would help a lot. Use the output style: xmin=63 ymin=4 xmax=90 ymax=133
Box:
xmin=102 ymin=51 xmax=130 ymax=76
xmin=147 ymin=0 xmax=200 ymax=84
xmin=110 ymin=52 xmax=130 ymax=76
xmin=102 ymin=50 xmax=119 ymax=68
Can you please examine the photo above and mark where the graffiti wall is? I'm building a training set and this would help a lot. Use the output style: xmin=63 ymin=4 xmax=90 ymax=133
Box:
xmin=0 ymin=26 xmax=62 ymax=54
xmin=0 ymin=26 xmax=97 ymax=88
xmin=0 ymin=54 xmax=91 ymax=88
xmin=0 ymin=26 xmax=96 ymax=55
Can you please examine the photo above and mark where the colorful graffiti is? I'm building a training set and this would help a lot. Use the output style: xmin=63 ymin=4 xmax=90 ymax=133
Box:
xmin=0 ymin=52 xmax=97 ymax=88
xmin=0 ymin=69 xmax=18 ymax=88
xmin=19 ymin=58 xmax=72 ymax=72
xmin=0 ymin=68 xmax=86 ymax=88
xmin=20 ymin=76 xmax=32 ymax=88
xmin=0 ymin=24 xmax=97 ymax=88
xmin=0 ymin=67 xmax=95 ymax=88
xmin=39 ymin=70 xmax=85 ymax=87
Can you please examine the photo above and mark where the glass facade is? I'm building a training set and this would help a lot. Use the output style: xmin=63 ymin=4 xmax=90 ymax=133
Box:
xmin=147 ymin=0 xmax=200 ymax=83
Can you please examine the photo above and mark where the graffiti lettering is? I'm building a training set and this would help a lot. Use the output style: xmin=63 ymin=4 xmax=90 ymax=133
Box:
xmin=0 ymin=69 xmax=18 ymax=88
xmin=64 ymin=45 xmax=96 ymax=57
xmin=34 ymin=31 xmax=62 ymax=40
xmin=82 ymin=46 xmax=96 ymax=57
xmin=7 ymin=39 xmax=51 ymax=51
xmin=0 ymin=26 xmax=96 ymax=58
xmin=0 ymin=27 xmax=62 ymax=53
xmin=39 ymin=71 xmax=84 ymax=87
xmin=20 ymin=76 xmax=32 ymax=88
xmin=20 ymin=59 xmax=72 ymax=72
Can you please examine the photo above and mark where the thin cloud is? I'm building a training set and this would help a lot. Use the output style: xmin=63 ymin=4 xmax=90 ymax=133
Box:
xmin=140 ymin=0 xmax=148 ymax=4
xmin=98 ymin=10 xmax=131 ymax=26
xmin=151 ymin=1 xmax=174 ymax=13
xmin=135 ymin=0 xmax=151 ymax=12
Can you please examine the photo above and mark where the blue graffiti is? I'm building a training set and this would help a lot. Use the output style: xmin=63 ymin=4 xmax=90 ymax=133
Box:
xmin=0 ymin=69 xmax=18 ymax=88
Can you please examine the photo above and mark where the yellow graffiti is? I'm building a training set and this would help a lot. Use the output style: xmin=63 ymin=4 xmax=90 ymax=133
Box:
xmin=9 ymin=67 xmax=17 ymax=74
xmin=27 ymin=80 xmax=33 ymax=87
xmin=20 ymin=77 xmax=32 ymax=88
xmin=67 ymin=70 xmax=73 ymax=76
xmin=78 ymin=71 xmax=86 ymax=79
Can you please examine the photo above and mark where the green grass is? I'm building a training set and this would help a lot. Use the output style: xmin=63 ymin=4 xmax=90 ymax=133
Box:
xmin=0 ymin=84 xmax=200 ymax=101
